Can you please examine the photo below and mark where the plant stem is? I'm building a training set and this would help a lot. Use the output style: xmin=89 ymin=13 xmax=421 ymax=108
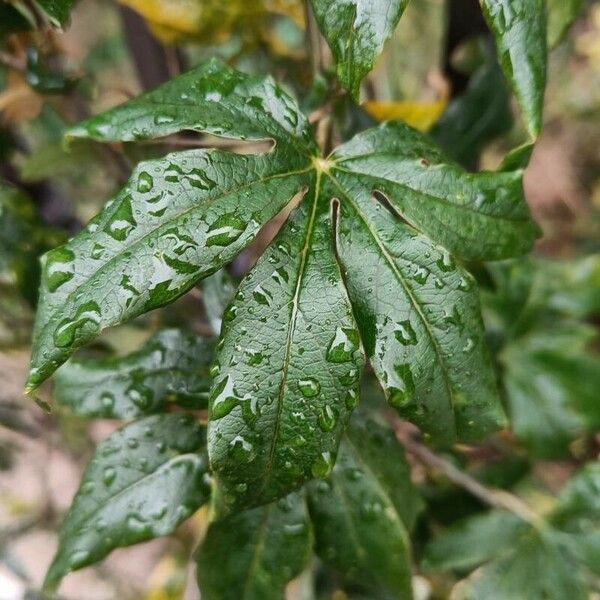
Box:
xmin=394 ymin=419 xmax=543 ymax=526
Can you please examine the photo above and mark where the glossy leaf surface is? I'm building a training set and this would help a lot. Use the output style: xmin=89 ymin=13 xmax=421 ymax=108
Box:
xmin=309 ymin=0 xmax=409 ymax=98
xmin=307 ymin=418 xmax=415 ymax=598
xmin=331 ymin=122 xmax=539 ymax=261
xmin=53 ymin=329 xmax=214 ymax=418
xmin=67 ymin=59 xmax=316 ymax=154
xmin=196 ymin=491 xmax=312 ymax=600
xmin=27 ymin=62 xmax=541 ymax=509
xmin=208 ymin=176 xmax=364 ymax=514
xmin=335 ymin=185 xmax=505 ymax=443
xmin=480 ymin=0 xmax=547 ymax=138
xmin=46 ymin=414 xmax=210 ymax=589
xmin=27 ymin=148 xmax=309 ymax=390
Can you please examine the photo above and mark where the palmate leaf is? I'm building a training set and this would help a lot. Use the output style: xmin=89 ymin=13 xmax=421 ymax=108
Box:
xmin=480 ymin=0 xmax=547 ymax=138
xmin=196 ymin=491 xmax=312 ymax=600
xmin=309 ymin=0 xmax=409 ymax=98
xmin=307 ymin=417 xmax=419 ymax=598
xmin=54 ymin=329 xmax=214 ymax=418
xmin=45 ymin=414 xmax=210 ymax=590
xmin=29 ymin=61 xmax=538 ymax=515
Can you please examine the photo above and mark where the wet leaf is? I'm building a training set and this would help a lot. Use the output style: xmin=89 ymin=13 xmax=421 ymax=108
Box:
xmin=480 ymin=0 xmax=547 ymax=138
xmin=28 ymin=63 xmax=539 ymax=509
xmin=196 ymin=491 xmax=311 ymax=600
xmin=54 ymin=329 xmax=214 ymax=418
xmin=335 ymin=185 xmax=505 ymax=444
xmin=45 ymin=414 xmax=210 ymax=590
xmin=307 ymin=418 xmax=415 ymax=598
xmin=310 ymin=0 xmax=409 ymax=98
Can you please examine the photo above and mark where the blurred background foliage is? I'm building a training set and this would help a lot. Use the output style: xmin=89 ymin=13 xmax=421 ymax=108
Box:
xmin=0 ymin=0 xmax=599 ymax=598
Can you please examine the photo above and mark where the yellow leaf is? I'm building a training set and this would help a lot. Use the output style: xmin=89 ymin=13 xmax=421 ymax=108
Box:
xmin=362 ymin=99 xmax=448 ymax=132
xmin=118 ymin=0 xmax=303 ymax=45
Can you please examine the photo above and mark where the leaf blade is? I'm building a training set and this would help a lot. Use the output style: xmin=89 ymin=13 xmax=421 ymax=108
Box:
xmin=333 ymin=174 xmax=505 ymax=443
xmin=309 ymin=0 xmax=409 ymax=97
xmin=27 ymin=149 xmax=310 ymax=390
xmin=332 ymin=122 xmax=540 ymax=261
xmin=45 ymin=414 xmax=210 ymax=590
xmin=208 ymin=174 xmax=364 ymax=513
xmin=480 ymin=0 xmax=547 ymax=138
xmin=67 ymin=59 xmax=316 ymax=154
xmin=196 ymin=491 xmax=312 ymax=600
xmin=307 ymin=418 xmax=414 ymax=598
xmin=54 ymin=329 xmax=214 ymax=418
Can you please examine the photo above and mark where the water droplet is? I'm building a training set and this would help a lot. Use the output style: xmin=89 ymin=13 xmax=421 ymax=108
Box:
xmin=326 ymin=327 xmax=360 ymax=363
xmin=210 ymin=376 xmax=249 ymax=419
xmin=413 ymin=266 xmax=430 ymax=284
xmin=462 ymin=337 xmax=475 ymax=353
xmin=100 ymin=392 xmax=115 ymax=410
xmin=229 ymin=435 xmax=254 ymax=461
xmin=153 ymin=114 xmax=175 ymax=125
xmin=69 ymin=550 xmax=91 ymax=568
xmin=102 ymin=466 xmax=116 ymax=486
xmin=105 ymin=195 xmax=137 ymax=241
xmin=394 ymin=320 xmax=417 ymax=346
xmin=127 ymin=514 xmax=150 ymax=534
xmin=298 ymin=378 xmax=320 ymax=397
xmin=436 ymin=250 xmax=456 ymax=272
xmin=54 ymin=301 xmax=102 ymax=348
xmin=252 ymin=284 xmax=273 ymax=306
xmin=388 ymin=363 xmax=416 ymax=409
xmin=345 ymin=389 xmax=358 ymax=409
xmin=186 ymin=168 xmax=216 ymax=190
xmin=206 ymin=213 xmax=246 ymax=247
xmin=136 ymin=171 xmax=154 ymax=193
xmin=91 ymin=243 xmax=105 ymax=260
xmin=318 ymin=405 xmax=338 ymax=431
xmin=311 ymin=451 xmax=335 ymax=479
xmin=45 ymin=247 xmax=75 ymax=292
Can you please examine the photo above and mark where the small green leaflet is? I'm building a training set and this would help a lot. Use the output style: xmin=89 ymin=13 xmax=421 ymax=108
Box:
xmin=196 ymin=491 xmax=312 ymax=600
xmin=29 ymin=61 xmax=538 ymax=512
xmin=547 ymin=0 xmax=582 ymax=47
xmin=53 ymin=329 xmax=214 ymax=418
xmin=424 ymin=464 xmax=600 ymax=600
xmin=309 ymin=0 xmax=409 ymax=98
xmin=307 ymin=418 xmax=417 ymax=598
xmin=45 ymin=414 xmax=210 ymax=590
xmin=480 ymin=0 xmax=547 ymax=138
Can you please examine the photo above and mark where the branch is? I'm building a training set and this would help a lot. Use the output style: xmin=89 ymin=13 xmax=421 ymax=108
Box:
xmin=394 ymin=419 xmax=543 ymax=526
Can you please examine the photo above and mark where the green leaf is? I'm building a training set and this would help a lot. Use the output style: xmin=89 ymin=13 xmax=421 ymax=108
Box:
xmin=26 ymin=149 xmax=310 ymax=391
xmin=309 ymin=0 xmax=409 ymax=98
xmin=480 ymin=0 xmax=547 ymax=138
xmin=28 ymin=63 xmax=541 ymax=508
xmin=502 ymin=333 xmax=600 ymax=457
xmin=202 ymin=269 xmax=237 ymax=335
xmin=422 ymin=511 xmax=526 ymax=573
xmin=454 ymin=528 xmax=588 ymax=600
xmin=45 ymin=414 xmax=210 ymax=590
xmin=307 ymin=418 xmax=414 ymax=599
xmin=53 ymin=329 xmax=214 ymax=418
xmin=335 ymin=179 xmax=505 ymax=444
xmin=208 ymin=175 xmax=365 ymax=514
xmin=67 ymin=59 xmax=316 ymax=154
xmin=27 ymin=61 xmax=314 ymax=392
xmin=431 ymin=62 xmax=513 ymax=167
xmin=331 ymin=122 xmax=540 ymax=261
xmin=196 ymin=491 xmax=312 ymax=600
xmin=547 ymin=0 xmax=582 ymax=47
